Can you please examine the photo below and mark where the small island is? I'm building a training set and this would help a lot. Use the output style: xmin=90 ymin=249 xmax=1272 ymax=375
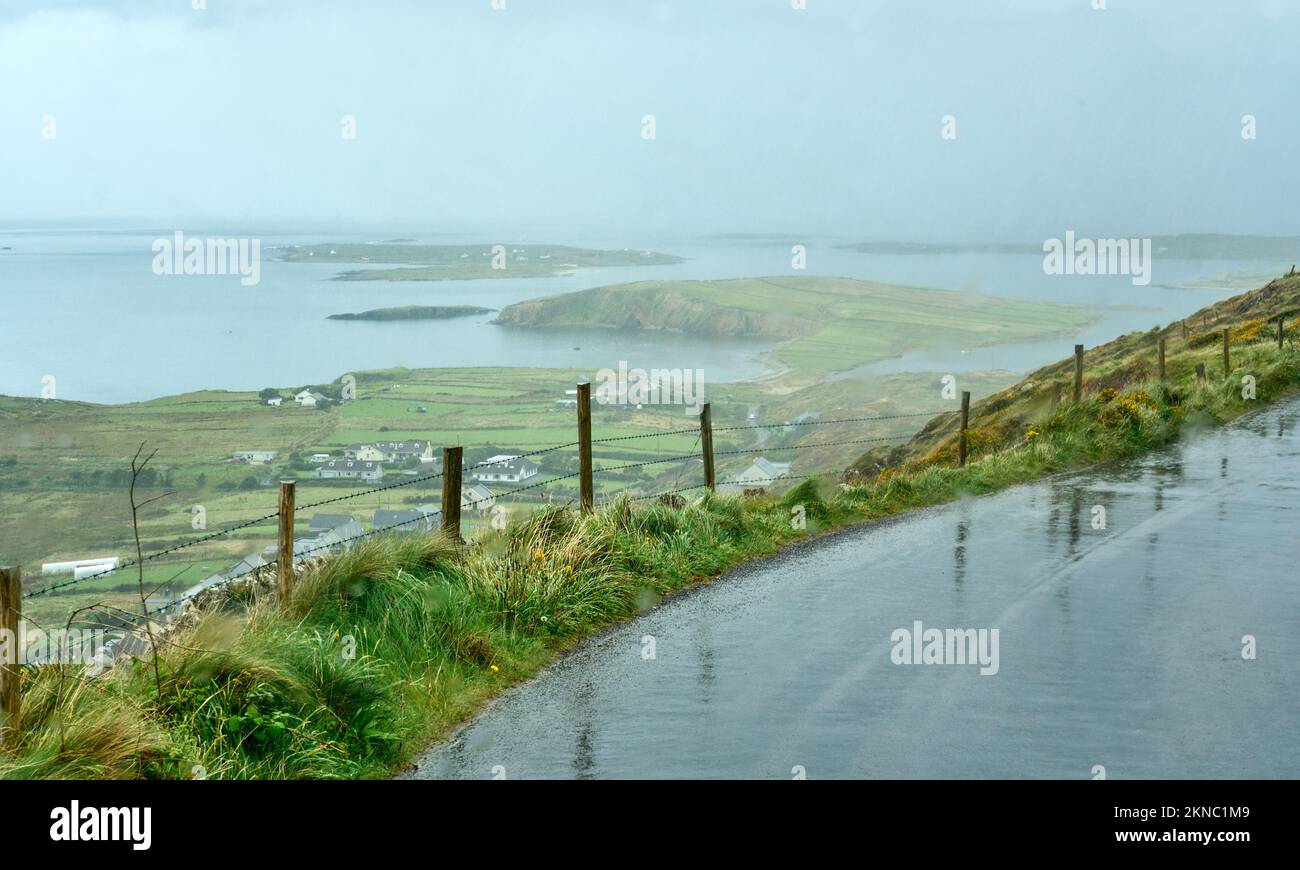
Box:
xmin=327 ymin=305 xmax=494 ymax=321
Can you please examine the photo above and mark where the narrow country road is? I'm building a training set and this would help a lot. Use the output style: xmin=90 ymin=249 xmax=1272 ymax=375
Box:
xmin=407 ymin=398 xmax=1300 ymax=779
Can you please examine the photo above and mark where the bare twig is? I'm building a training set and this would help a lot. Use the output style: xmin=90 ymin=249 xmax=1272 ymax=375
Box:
xmin=129 ymin=443 xmax=165 ymax=698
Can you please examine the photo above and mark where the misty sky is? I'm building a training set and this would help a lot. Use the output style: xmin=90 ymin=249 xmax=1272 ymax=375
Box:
xmin=1 ymin=0 xmax=1297 ymax=241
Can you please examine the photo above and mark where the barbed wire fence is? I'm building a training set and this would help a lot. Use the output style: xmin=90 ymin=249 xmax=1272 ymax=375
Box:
xmin=2 ymin=389 xmax=963 ymax=679
xmin=19 ymin=402 xmax=958 ymax=600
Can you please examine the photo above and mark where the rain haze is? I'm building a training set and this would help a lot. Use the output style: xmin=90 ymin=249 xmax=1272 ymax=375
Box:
xmin=1 ymin=0 xmax=1298 ymax=813
xmin=1 ymin=0 xmax=1298 ymax=239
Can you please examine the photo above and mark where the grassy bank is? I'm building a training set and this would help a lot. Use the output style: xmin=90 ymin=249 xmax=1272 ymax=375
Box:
xmin=4 ymin=285 xmax=1298 ymax=778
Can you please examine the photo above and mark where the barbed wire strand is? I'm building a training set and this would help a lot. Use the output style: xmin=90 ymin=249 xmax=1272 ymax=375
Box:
xmin=26 ymin=412 xmax=938 ymax=599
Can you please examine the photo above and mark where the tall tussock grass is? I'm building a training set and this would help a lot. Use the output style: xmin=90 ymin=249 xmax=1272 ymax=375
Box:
xmin=0 ymin=496 xmax=800 ymax=779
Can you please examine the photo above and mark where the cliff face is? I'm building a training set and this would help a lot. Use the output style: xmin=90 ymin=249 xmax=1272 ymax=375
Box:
xmin=493 ymin=284 xmax=819 ymax=339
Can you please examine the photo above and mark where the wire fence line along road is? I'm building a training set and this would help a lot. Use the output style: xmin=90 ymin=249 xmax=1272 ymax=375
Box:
xmin=17 ymin=402 xmax=951 ymax=601
xmin=0 ymin=397 xmax=957 ymax=693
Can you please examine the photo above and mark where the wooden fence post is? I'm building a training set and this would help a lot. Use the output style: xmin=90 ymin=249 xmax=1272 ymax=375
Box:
xmin=699 ymin=402 xmax=716 ymax=492
xmin=577 ymin=382 xmax=593 ymax=514
xmin=1 ymin=566 xmax=21 ymax=744
xmin=1073 ymin=344 xmax=1084 ymax=402
xmin=277 ymin=481 xmax=295 ymax=600
xmin=1158 ymin=338 xmax=1166 ymax=382
xmin=441 ymin=446 xmax=463 ymax=542
xmin=1195 ymin=362 xmax=1207 ymax=383
xmin=958 ymin=391 xmax=970 ymax=467
xmin=1222 ymin=328 xmax=1231 ymax=377
xmin=1278 ymin=317 xmax=1285 ymax=350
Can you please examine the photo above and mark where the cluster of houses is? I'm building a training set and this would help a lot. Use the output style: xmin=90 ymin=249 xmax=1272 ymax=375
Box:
xmin=225 ymin=440 xmax=540 ymax=491
xmin=314 ymin=440 xmax=438 ymax=482
xmin=311 ymin=443 xmax=539 ymax=486
xmin=471 ymin=454 xmax=539 ymax=484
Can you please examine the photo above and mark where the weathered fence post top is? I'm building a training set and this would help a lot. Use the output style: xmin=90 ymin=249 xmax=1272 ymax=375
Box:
xmin=958 ymin=391 xmax=971 ymax=468
xmin=576 ymin=382 xmax=594 ymax=514
xmin=441 ymin=446 xmax=464 ymax=542
xmin=277 ymin=480 xmax=295 ymax=601
xmin=1073 ymin=344 xmax=1084 ymax=402
xmin=699 ymin=402 xmax=716 ymax=492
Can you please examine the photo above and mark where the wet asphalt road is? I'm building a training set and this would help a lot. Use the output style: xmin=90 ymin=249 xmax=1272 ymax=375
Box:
xmin=408 ymin=398 xmax=1300 ymax=779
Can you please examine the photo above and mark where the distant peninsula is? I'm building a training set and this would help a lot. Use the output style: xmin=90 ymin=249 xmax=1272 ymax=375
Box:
xmin=327 ymin=305 xmax=494 ymax=321
xmin=277 ymin=243 xmax=684 ymax=282
xmin=494 ymin=276 xmax=1097 ymax=382
xmin=842 ymin=234 xmax=1300 ymax=260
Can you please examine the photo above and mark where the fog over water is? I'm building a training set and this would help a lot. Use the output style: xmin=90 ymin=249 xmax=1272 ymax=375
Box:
xmin=0 ymin=228 xmax=1262 ymax=402
xmin=2 ymin=0 xmax=1297 ymax=238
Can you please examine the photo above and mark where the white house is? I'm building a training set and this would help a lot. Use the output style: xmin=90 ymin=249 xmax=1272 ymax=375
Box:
xmin=470 ymin=455 xmax=539 ymax=484
xmin=294 ymin=390 xmax=327 ymax=407
xmin=347 ymin=444 xmax=386 ymax=462
xmin=316 ymin=459 xmax=384 ymax=482
xmin=264 ymin=397 xmax=283 ymax=407
xmin=719 ymin=457 xmax=792 ymax=494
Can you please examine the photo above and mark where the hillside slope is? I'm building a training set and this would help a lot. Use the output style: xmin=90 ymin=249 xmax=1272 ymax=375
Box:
xmin=849 ymin=272 xmax=1300 ymax=477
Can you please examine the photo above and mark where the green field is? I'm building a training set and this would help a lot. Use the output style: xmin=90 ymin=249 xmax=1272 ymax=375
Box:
xmin=0 ymin=357 xmax=1026 ymax=626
